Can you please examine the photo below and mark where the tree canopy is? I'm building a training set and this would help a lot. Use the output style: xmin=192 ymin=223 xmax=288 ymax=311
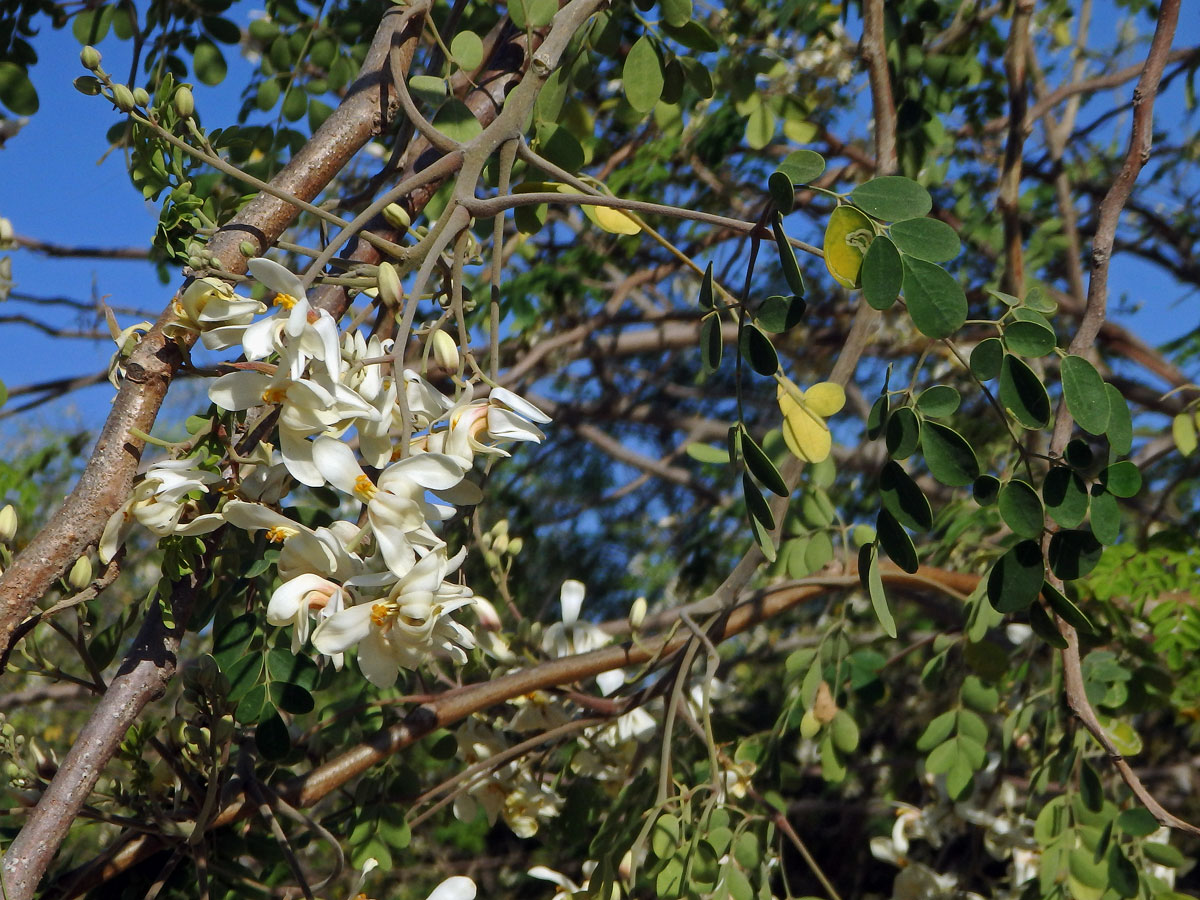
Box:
xmin=1 ymin=0 xmax=1200 ymax=898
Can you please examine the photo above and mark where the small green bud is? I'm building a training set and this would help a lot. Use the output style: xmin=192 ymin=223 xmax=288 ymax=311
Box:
xmin=79 ymin=46 xmax=102 ymax=70
xmin=174 ymin=86 xmax=194 ymax=118
xmin=73 ymin=76 xmax=102 ymax=96
xmin=492 ymin=532 xmax=509 ymax=556
xmin=67 ymin=555 xmax=93 ymax=591
xmin=506 ymin=537 xmax=523 ymax=556
xmin=799 ymin=708 xmax=821 ymax=740
xmin=430 ymin=329 xmax=459 ymax=371
xmin=0 ymin=505 xmax=17 ymax=542
xmin=239 ymin=241 xmax=257 ymax=257
xmin=132 ymin=86 xmax=150 ymax=107
xmin=382 ymin=203 xmax=412 ymax=230
xmin=377 ymin=262 xmax=402 ymax=307
xmin=111 ymin=84 xmax=136 ymax=112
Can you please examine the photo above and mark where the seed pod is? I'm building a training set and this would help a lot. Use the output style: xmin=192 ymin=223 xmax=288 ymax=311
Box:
xmin=377 ymin=262 xmax=402 ymax=307
xmin=79 ymin=46 xmax=102 ymax=70
xmin=174 ymin=86 xmax=195 ymax=117
xmin=430 ymin=329 xmax=459 ymax=371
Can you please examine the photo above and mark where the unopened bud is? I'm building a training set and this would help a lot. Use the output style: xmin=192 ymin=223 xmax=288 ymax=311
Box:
xmin=74 ymin=76 xmax=102 ymax=96
xmin=67 ymin=555 xmax=93 ymax=591
xmin=492 ymin=532 xmax=510 ymax=556
xmin=506 ymin=537 xmax=523 ymax=556
xmin=0 ymin=505 xmax=17 ymax=542
xmin=799 ymin=707 xmax=821 ymax=739
xmin=430 ymin=329 xmax=459 ymax=371
xmin=239 ymin=241 xmax=256 ymax=257
xmin=174 ymin=85 xmax=194 ymax=117
xmin=79 ymin=46 xmax=102 ymax=70
xmin=377 ymin=262 xmax=402 ymax=307
xmin=629 ymin=596 xmax=647 ymax=630
xmin=111 ymin=84 xmax=136 ymax=112
xmin=382 ymin=203 xmax=411 ymax=231
xmin=132 ymin=86 xmax=150 ymax=107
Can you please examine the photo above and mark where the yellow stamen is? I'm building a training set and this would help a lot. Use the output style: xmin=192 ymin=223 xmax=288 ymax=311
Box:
xmin=353 ymin=474 xmax=378 ymax=501
xmin=371 ymin=600 xmax=396 ymax=632
xmin=262 ymin=386 xmax=287 ymax=404
xmin=265 ymin=526 xmax=298 ymax=543
xmin=273 ymin=291 xmax=299 ymax=310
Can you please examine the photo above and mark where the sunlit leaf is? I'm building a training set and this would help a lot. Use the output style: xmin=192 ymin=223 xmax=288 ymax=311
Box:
xmin=824 ymin=205 xmax=873 ymax=288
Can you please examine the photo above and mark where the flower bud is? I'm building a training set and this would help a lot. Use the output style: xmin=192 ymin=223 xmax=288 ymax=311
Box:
xmin=111 ymin=84 xmax=136 ymax=112
xmin=377 ymin=262 xmax=402 ymax=307
xmin=382 ymin=203 xmax=411 ymax=230
xmin=67 ymin=555 xmax=93 ymax=591
xmin=799 ymin=707 xmax=821 ymax=739
xmin=238 ymin=241 xmax=256 ymax=257
xmin=492 ymin=532 xmax=510 ymax=556
xmin=174 ymin=86 xmax=194 ymax=117
xmin=430 ymin=329 xmax=459 ymax=372
xmin=0 ymin=505 xmax=17 ymax=542
xmin=79 ymin=46 xmax=102 ymax=70
xmin=629 ymin=596 xmax=646 ymax=630
xmin=73 ymin=76 xmax=102 ymax=96
xmin=132 ymin=86 xmax=150 ymax=107
xmin=506 ymin=537 xmax=523 ymax=556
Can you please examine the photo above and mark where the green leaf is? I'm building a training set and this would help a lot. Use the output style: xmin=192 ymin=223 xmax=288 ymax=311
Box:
xmin=660 ymin=20 xmax=719 ymax=52
xmin=678 ymin=56 xmax=713 ymax=98
xmin=823 ymin=205 xmax=873 ymax=288
xmin=921 ymin=421 xmax=979 ymax=486
xmin=451 ymin=30 xmax=484 ymax=69
xmin=1028 ymin=601 xmax=1068 ymax=648
xmin=661 ymin=0 xmax=692 ymax=27
xmin=916 ymin=385 xmax=960 ymax=417
xmin=830 ymin=709 xmax=859 ymax=753
xmin=651 ymin=813 xmax=680 ymax=858
xmin=768 ymin=171 xmax=794 ymax=213
xmin=888 ymin=217 xmax=960 ymax=262
xmin=624 ymin=36 xmax=663 ymax=113
xmin=255 ymin=708 xmax=291 ymax=760
xmin=1116 ymin=807 xmax=1159 ymax=837
xmin=1106 ymin=845 xmax=1140 ymax=899
xmin=1044 ymin=466 xmax=1089 ymax=527
xmin=1042 ymin=582 xmax=1095 ymax=633
xmin=772 ymin=213 xmax=805 ymax=295
xmin=1048 ymin=529 xmax=1104 ymax=580
xmin=987 ymin=540 xmax=1044 ymax=613
xmin=1061 ymin=355 xmax=1110 ymax=435
xmin=902 ymin=258 xmax=967 ymax=339
xmin=1004 ymin=319 xmax=1057 ymax=357
xmin=879 ymin=461 xmax=933 ymax=530
xmin=860 ymin=543 xmax=897 ymax=638
xmin=877 ymin=508 xmax=918 ymax=573
xmin=885 ymin=406 xmax=921 ymax=460
xmin=745 ymin=101 xmax=776 ymax=150
xmin=273 ymin=682 xmax=314 ymax=715
xmin=234 ymin=683 xmax=267 ymax=724
xmin=267 ymin=648 xmax=319 ymax=690
xmin=1089 ymin=489 xmax=1121 ymax=544
xmin=973 ymin=474 xmax=1001 ymax=506
xmin=916 ymin=710 xmax=957 ymax=752
xmin=861 ymin=235 xmax=903 ymax=310
xmin=740 ymin=323 xmax=778 ymax=375
xmin=686 ymin=442 xmax=728 ymax=464
xmin=742 ymin=430 xmax=788 ymax=497
xmin=222 ymin=653 xmax=263 ymax=704
xmin=1142 ymin=841 xmax=1185 ymax=868
xmin=970 ymin=337 xmax=1003 ymax=381
xmin=1105 ymin=384 xmax=1134 ymax=456
xmin=698 ymin=261 xmax=714 ymax=309
xmin=998 ymin=480 xmax=1044 ymax=538
xmin=1101 ymin=461 xmax=1141 ymax=498
xmin=777 ymin=149 xmax=825 ymax=185
xmin=701 ymin=314 xmax=722 ymax=372
xmin=0 ymin=63 xmax=39 ymax=115
xmin=867 ymin=394 xmax=889 ymax=440
xmin=1079 ymin=762 xmax=1104 ymax=812
xmin=212 ymin=613 xmax=257 ymax=670
xmin=1064 ymin=438 xmax=1094 ymax=469
xmin=850 ymin=176 xmax=932 ymax=221
xmin=280 ymin=87 xmax=307 ymax=121
xmin=999 ymin=353 xmax=1051 ymax=428
xmin=755 ymin=295 xmax=806 ymax=333
xmin=193 ymin=39 xmax=228 ymax=86
xmin=433 ymin=100 xmax=482 ymax=142
xmin=743 ymin=472 xmax=775 ymax=531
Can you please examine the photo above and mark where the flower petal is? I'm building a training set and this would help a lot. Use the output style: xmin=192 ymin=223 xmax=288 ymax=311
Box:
xmin=490 ymin=386 xmax=552 ymax=423
xmin=560 ymin=579 xmax=586 ymax=625
xmin=311 ymin=603 xmax=375 ymax=654
xmin=426 ymin=876 xmax=477 ymax=900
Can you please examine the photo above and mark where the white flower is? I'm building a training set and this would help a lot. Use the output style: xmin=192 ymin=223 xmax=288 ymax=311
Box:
xmin=312 ymin=437 xmax=467 ymax=576
xmin=267 ymin=573 xmax=347 ymax=659
xmin=420 ymin=385 xmax=550 ymax=466
xmin=311 ymin=546 xmax=476 ymax=686
xmin=222 ymin=500 xmax=361 ymax=581
xmin=98 ymin=458 xmax=224 ymax=563
xmin=166 ymin=276 xmax=265 ymax=349
xmin=542 ymin=580 xmax=622 ymax=694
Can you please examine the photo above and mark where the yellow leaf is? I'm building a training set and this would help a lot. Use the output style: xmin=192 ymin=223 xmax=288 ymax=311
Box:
xmin=591 ymin=205 xmax=641 ymax=235
xmin=823 ymin=205 xmax=874 ymax=288
xmin=803 ymin=382 xmax=846 ymax=417
xmin=779 ymin=384 xmax=833 ymax=463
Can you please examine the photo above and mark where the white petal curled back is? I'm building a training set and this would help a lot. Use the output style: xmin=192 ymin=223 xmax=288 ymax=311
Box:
xmin=426 ymin=876 xmax=477 ymax=900
xmin=560 ymin=579 xmax=586 ymax=625
xmin=487 ymin=407 xmax=545 ymax=443
xmin=208 ymin=371 xmax=272 ymax=412
xmin=267 ymin=573 xmax=338 ymax=626
xmin=490 ymin=386 xmax=552 ymax=423
xmin=222 ymin=499 xmax=293 ymax=532
xmin=311 ymin=602 xmax=375 ymax=655
xmin=381 ymin=453 xmax=466 ymax=491
xmin=247 ymin=257 xmax=307 ymax=302
xmin=311 ymin=437 xmax=368 ymax=495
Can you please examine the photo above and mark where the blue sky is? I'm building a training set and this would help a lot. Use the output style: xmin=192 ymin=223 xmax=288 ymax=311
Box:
xmin=0 ymin=4 xmax=1197 ymax=438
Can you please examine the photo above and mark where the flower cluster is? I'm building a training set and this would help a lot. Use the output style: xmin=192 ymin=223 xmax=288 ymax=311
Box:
xmin=111 ymin=257 xmax=550 ymax=686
